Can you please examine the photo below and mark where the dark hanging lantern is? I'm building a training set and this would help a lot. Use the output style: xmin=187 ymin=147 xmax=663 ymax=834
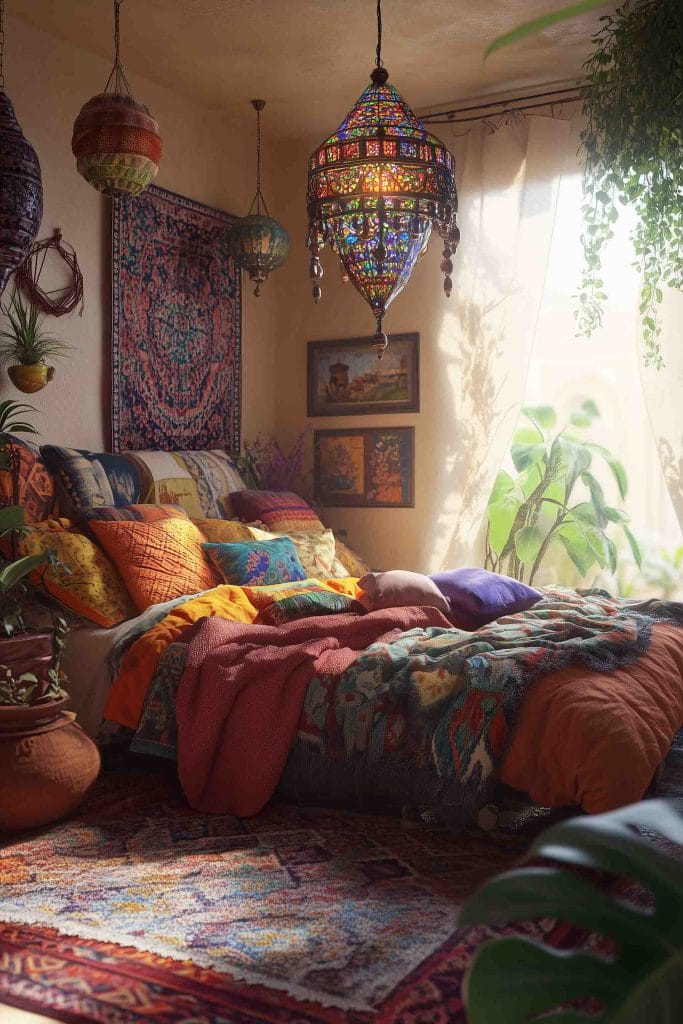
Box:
xmin=306 ymin=0 xmax=459 ymax=358
xmin=72 ymin=0 xmax=162 ymax=199
xmin=0 ymin=0 xmax=43 ymax=298
xmin=227 ymin=100 xmax=290 ymax=296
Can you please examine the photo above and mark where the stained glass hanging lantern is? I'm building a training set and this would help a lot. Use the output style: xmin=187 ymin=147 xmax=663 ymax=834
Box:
xmin=0 ymin=0 xmax=43 ymax=298
xmin=72 ymin=0 xmax=162 ymax=199
xmin=227 ymin=100 xmax=290 ymax=296
xmin=307 ymin=0 xmax=459 ymax=358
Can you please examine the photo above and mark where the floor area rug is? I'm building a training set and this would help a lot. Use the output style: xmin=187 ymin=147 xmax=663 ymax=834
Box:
xmin=0 ymin=770 xmax=574 ymax=1024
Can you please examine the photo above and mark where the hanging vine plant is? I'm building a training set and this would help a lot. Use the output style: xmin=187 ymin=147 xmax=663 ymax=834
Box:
xmin=486 ymin=0 xmax=682 ymax=368
xmin=577 ymin=0 xmax=682 ymax=367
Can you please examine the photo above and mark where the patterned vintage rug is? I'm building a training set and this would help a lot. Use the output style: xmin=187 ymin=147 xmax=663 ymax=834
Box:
xmin=0 ymin=770 xmax=573 ymax=1024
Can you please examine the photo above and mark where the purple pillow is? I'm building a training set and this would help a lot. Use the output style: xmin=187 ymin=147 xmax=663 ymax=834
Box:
xmin=358 ymin=570 xmax=451 ymax=615
xmin=429 ymin=568 xmax=541 ymax=627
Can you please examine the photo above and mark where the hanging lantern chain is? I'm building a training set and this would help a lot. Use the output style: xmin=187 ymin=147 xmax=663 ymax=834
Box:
xmin=0 ymin=0 xmax=6 ymax=92
xmin=104 ymin=0 xmax=133 ymax=98
xmin=375 ymin=0 xmax=383 ymax=68
xmin=247 ymin=99 xmax=270 ymax=217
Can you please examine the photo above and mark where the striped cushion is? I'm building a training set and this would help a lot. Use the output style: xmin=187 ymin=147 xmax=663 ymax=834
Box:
xmin=229 ymin=490 xmax=324 ymax=534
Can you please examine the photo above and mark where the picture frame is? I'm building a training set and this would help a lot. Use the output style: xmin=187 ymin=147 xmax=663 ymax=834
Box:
xmin=307 ymin=333 xmax=419 ymax=417
xmin=314 ymin=427 xmax=415 ymax=508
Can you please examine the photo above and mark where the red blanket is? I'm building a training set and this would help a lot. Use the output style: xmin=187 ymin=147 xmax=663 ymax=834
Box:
xmin=175 ymin=607 xmax=452 ymax=815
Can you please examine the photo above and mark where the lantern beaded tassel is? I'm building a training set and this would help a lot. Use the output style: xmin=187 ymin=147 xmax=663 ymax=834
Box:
xmin=0 ymin=0 xmax=43 ymax=298
xmin=227 ymin=100 xmax=289 ymax=296
xmin=72 ymin=0 xmax=162 ymax=199
xmin=306 ymin=0 xmax=459 ymax=358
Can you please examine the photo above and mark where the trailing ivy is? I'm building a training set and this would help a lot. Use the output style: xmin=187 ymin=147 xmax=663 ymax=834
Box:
xmin=578 ymin=0 xmax=683 ymax=367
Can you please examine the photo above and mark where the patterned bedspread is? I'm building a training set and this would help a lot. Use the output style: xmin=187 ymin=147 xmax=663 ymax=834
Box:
xmin=131 ymin=587 xmax=683 ymax=828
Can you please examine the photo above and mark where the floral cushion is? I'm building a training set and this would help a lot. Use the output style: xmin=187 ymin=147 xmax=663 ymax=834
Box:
xmin=203 ymin=538 xmax=307 ymax=586
xmin=18 ymin=520 xmax=136 ymax=627
xmin=248 ymin=526 xmax=349 ymax=579
xmin=90 ymin=517 xmax=220 ymax=612
xmin=229 ymin=490 xmax=324 ymax=534
xmin=256 ymin=591 xmax=364 ymax=626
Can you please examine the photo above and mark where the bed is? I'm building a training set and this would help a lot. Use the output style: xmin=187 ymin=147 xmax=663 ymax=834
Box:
xmin=5 ymin=437 xmax=683 ymax=831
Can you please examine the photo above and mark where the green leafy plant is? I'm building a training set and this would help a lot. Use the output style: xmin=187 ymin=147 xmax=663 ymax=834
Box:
xmin=461 ymin=799 xmax=683 ymax=1023
xmin=577 ymin=0 xmax=682 ymax=367
xmin=0 ymin=290 xmax=72 ymax=367
xmin=486 ymin=0 xmax=682 ymax=367
xmin=485 ymin=401 xmax=640 ymax=585
xmin=0 ymin=400 xmax=67 ymax=703
xmin=484 ymin=0 xmax=609 ymax=58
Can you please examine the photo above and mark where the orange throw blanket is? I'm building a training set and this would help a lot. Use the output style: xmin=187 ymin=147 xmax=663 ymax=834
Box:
xmin=175 ymin=607 xmax=452 ymax=816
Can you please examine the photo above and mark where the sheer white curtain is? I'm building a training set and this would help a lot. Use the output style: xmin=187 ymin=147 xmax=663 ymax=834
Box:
xmin=639 ymin=286 xmax=683 ymax=530
xmin=424 ymin=114 xmax=578 ymax=572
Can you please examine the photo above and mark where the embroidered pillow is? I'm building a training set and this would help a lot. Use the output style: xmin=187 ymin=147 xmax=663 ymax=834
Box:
xmin=229 ymin=490 xmax=324 ymax=534
xmin=18 ymin=520 xmax=136 ymax=627
xmin=193 ymin=517 xmax=254 ymax=543
xmin=203 ymin=538 xmax=307 ymax=587
xmin=41 ymin=445 xmax=142 ymax=517
xmin=0 ymin=438 xmax=56 ymax=524
xmin=248 ymin=526 xmax=348 ymax=579
xmin=89 ymin=517 xmax=220 ymax=612
xmin=430 ymin=568 xmax=542 ymax=627
xmin=256 ymin=591 xmax=365 ymax=626
xmin=40 ymin=446 xmax=248 ymax=520
xmin=358 ymin=570 xmax=451 ymax=615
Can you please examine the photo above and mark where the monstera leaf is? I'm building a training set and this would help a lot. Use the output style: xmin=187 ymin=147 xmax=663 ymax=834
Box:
xmin=461 ymin=800 xmax=683 ymax=1023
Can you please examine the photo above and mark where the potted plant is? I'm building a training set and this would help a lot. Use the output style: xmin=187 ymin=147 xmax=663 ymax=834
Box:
xmin=461 ymin=798 xmax=683 ymax=1023
xmin=0 ymin=402 xmax=100 ymax=830
xmin=0 ymin=289 xmax=72 ymax=393
xmin=485 ymin=401 xmax=640 ymax=586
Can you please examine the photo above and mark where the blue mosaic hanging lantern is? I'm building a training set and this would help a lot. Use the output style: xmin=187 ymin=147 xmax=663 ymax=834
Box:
xmin=306 ymin=0 xmax=459 ymax=358
xmin=227 ymin=100 xmax=289 ymax=296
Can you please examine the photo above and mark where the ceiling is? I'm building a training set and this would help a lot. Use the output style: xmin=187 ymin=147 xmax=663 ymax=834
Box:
xmin=10 ymin=0 xmax=606 ymax=139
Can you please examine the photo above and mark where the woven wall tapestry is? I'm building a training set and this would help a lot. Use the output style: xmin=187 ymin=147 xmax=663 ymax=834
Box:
xmin=111 ymin=185 xmax=241 ymax=452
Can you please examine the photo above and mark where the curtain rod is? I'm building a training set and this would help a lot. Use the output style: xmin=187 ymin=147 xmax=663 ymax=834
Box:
xmin=421 ymin=85 xmax=582 ymax=125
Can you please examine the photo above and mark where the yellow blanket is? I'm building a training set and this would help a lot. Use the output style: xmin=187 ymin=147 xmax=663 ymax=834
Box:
xmin=104 ymin=578 xmax=361 ymax=729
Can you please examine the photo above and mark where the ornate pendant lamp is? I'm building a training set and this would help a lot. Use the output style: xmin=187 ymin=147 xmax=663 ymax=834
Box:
xmin=227 ymin=100 xmax=290 ymax=296
xmin=72 ymin=0 xmax=162 ymax=199
xmin=0 ymin=0 xmax=43 ymax=298
xmin=307 ymin=0 xmax=459 ymax=358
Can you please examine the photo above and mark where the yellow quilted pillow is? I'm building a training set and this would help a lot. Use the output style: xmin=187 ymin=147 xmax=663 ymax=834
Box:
xmin=248 ymin=526 xmax=349 ymax=579
xmin=19 ymin=520 xmax=137 ymax=627
xmin=192 ymin=518 xmax=254 ymax=543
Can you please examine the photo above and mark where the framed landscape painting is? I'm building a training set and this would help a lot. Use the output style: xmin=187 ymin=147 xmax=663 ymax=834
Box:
xmin=308 ymin=333 xmax=419 ymax=417
xmin=314 ymin=427 xmax=415 ymax=508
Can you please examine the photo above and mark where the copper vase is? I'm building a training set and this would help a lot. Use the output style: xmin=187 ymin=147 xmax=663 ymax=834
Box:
xmin=0 ymin=91 xmax=43 ymax=298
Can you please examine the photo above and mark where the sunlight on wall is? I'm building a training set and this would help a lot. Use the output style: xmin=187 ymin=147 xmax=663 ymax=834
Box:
xmin=522 ymin=172 xmax=682 ymax=596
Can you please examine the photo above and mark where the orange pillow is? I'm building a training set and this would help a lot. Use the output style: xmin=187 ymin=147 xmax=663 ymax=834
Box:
xmin=90 ymin=517 xmax=220 ymax=612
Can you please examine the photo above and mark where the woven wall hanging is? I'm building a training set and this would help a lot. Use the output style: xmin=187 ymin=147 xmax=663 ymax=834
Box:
xmin=15 ymin=229 xmax=84 ymax=317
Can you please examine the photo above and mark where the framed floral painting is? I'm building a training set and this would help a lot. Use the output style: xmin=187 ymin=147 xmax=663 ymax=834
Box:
xmin=314 ymin=427 xmax=415 ymax=508
xmin=308 ymin=333 xmax=419 ymax=416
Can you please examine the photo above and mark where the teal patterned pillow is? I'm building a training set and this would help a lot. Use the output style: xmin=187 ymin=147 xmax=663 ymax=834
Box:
xmin=203 ymin=538 xmax=307 ymax=586
xmin=257 ymin=591 xmax=365 ymax=626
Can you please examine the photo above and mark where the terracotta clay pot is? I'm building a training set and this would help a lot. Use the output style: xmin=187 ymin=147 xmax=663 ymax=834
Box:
xmin=7 ymin=363 xmax=55 ymax=393
xmin=0 ymin=700 xmax=100 ymax=830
